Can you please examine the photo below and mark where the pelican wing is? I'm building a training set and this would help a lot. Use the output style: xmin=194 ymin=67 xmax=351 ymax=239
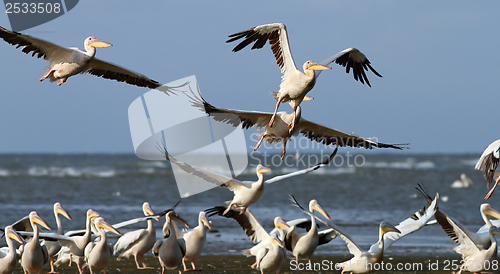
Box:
xmin=113 ymin=229 xmax=147 ymax=255
xmin=205 ymin=206 xmax=270 ymax=244
xmin=477 ymin=220 xmax=500 ymax=234
xmin=337 ymin=229 xmax=364 ymax=257
xmin=0 ymin=26 xmax=74 ymax=62
xmin=265 ymin=146 xmax=338 ymax=185
xmin=298 ymin=119 xmax=405 ymax=150
xmin=152 ymin=239 xmax=163 ymax=257
xmin=9 ymin=216 xmax=31 ymax=233
xmin=475 ymin=140 xmax=500 ymax=188
xmin=319 ymin=228 xmax=339 ymax=246
xmin=447 ymin=216 xmax=481 ymax=257
xmin=316 ymin=48 xmax=382 ymax=86
xmin=227 ymin=23 xmax=298 ymax=88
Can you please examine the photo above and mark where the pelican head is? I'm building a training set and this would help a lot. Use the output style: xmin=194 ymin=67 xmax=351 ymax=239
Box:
xmin=29 ymin=211 xmax=52 ymax=230
xmin=87 ymin=209 xmax=101 ymax=221
xmin=166 ymin=211 xmax=191 ymax=229
xmin=271 ymin=233 xmax=285 ymax=248
xmin=274 ymin=217 xmax=290 ymax=231
xmin=481 ymin=204 xmax=500 ymax=219
xmin=380 ymin=221 xmax=401 ymax=235
xmin=309 ymin=200 xmax=332 ymax=221
xmin=257 ymin=165 xmax=272 ymax=174
xmin=304 ymin=60 xmax=331 ymax=71
xmin=54 ymin=202 xmax=73 ymax=221
xmin=94 ymin=217 xmax=122 ymax=236
xmin=199 ymin=212 xmax=211 ymax=230
xmin=5 ymin=226 xmax=23 ymax=245
xmin=85 ymin=37 xmax=113 ymax=48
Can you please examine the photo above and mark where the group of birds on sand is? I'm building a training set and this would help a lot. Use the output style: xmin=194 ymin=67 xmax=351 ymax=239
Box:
xmin=1 ymin=21 xmax=500 ymax=274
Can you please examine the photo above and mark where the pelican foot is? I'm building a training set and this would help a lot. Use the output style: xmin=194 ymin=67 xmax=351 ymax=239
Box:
xmin=222 ymin=204 xmax=233 ymax=216
xmin=57 ymin=78 xmax=67 ymax=86
xmin=39 ymin=69 xmax=55 ymax=81
xmin=239 ymin=207 xmax=247 ymax=215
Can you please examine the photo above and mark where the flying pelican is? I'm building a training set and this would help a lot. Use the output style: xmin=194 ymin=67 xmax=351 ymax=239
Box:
xmin=159 ymin=144 xmax=337 ymax=216
xmin=84 ymin=217 xmax=122 ymax=274
xmin=0 ymin=26 xmax=182 ymax=93
xmin=41 ymin=202 xmax=72 ymax=274
xmin=0 ymin=226 xmax=24 ymax=274
xmin=286 ymin=197 xmax=332 ymax=265
xmin=113 ymin=202 xmax=158 ymax=269
xmin=227 ymin=23 xmax=382 ymax=131
xmin=186 ymin=86 xmax=404 ymax=159
xmin=180 ymin=211 xmax=212 ymax=271
xmin=475 ymin=139 xmax=500 ymax=200
xmin=152 ymin=211 xmax=190 ymax=274
xmin=204 ymin=206 xmax=290 ymax=271
xmin=20 ymin=212 xmax=52 ymax=274
xmin=416 ymin=184 xmax=500 ymax=249
xmin=451 ymin=173 xmax=474 ymax=188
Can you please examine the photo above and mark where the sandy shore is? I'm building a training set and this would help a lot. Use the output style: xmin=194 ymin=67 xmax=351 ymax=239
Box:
xmin=10 ymin=254 xmax=490 ymax=274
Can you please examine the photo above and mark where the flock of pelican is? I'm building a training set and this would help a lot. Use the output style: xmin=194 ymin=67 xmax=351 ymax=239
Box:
xmin=0 ymin=21 xmax=499 ymax=274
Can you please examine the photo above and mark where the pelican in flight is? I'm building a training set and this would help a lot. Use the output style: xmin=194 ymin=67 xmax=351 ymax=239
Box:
xmin=42 ymin=202 xmax=72 ymax=273
xmin=20 ymin=212 xmax=52 ymax=274
xmin=475 ymin=139 xmax=500 ymax=199
xmin=416 ymin=184 xmax=500 ymax=250
xmin=205 ymin=206 xmax=289 ymax=272
xmin=152 ymin=211 xmax=190 ymax=274
xmin=84 ymin=217 xmax=122 ymax=274
xmin=113 ymin=202 xmax=158 ymax=269
xmin=0 ymin=26 xmax=181 ymax=93
xmin=160 ymin=144 xmax=337 ymax=215
xmin=451 ymin=173 xmax=474 ymax=188
xmin=179 ymin=212 xmax=212 ymax=271
xmin=187 ymin=87 xmax=403 ymax=159
xmin=227 ymin=23 xmax=382 ymax=131
xmin=0 ymin=226 xmax=24 ymax=274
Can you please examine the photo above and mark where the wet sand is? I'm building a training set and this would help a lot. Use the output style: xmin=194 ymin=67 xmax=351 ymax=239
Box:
xmin=11 ymin=255 xmax=490 ymax=273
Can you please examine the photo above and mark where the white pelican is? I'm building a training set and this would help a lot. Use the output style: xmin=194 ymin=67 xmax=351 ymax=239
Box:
xmin=84 ymin=217 xmax=122 ymax=274
xmin=113 ymin=202 xmax=158 ymax=269
xmin=255 ymin=232 xmax=286 ymax=274
xmin=186 ymin=87 xmax=404 ymax=159
xmin=20 ymin=211 xmax=52 ymax=274
xmin=180 ymin=211 xmax=212 ymax=271
xmin=416 ymin=184 xmax=500 ymax=249
xmin=286 ymin=197 xmax=332 ymax=265
xmin=0 ymin=26 xmax=182 ymax=93
xmin=227 ymin=23 xmax=382 ymax=131
xmin=204 ymin=206 xmax=289 ymax=271
xmin=152 ymin=211 xmax=190 ymax=274
xmin=451 ymin=173 xmax=474 ymax=188
xmin=0 ymin=226 xmax=24 ymax=274
xmin=41 ymin=202 xmax=72 ymax=274
xmin=160 ymin=144 xmax=337 ymax=215
xmin=475 ymin=139 xmax=500 ymax=199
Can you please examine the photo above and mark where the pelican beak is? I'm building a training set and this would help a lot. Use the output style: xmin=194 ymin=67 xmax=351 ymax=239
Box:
xmin=275 ymin=217 xmax=290 ymax=230
xmin=98 ymin=220 xmax=122 ymax=236
xmin=491 ymin=226 xmax=500 ymax=236
xmin=381 ymin=222 xmax=401 ymax=234
xmin=303 ymin=95 xmax=314 ymax=101
xmin=257 ymin=165 xmax=272 ymax=174
xmin=485 ymin=207 xmax=500 ymax=220
xmin=6 ymin=227 xmax=23 ymax=245
xmin=201 ymin=214 xmax=212 ymax=230
xmin=312 ymin=202 xmax=332 ymax=221
xmin=168 ymin=212 xmax=191 ymax=229
xmin=55 ymin=204 xmax=73 ymax=222
xmin=306 ymin=63 xmax=331 ymax=71
xmin=271 ymin=234 xmax=285 ymax=248
xmin=89 ymin=39 xmax=112 ymax=48
xmin=32 ymin=213 xmax=52 ymax=231
xmin=87 ymin=210 xmax=101 ymax=222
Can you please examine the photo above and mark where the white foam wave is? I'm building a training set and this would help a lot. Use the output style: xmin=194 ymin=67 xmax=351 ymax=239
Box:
xmin=27 ymin=166 xmax=116 ymax=178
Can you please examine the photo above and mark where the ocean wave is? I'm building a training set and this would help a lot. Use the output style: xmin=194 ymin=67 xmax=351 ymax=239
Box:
xmin=363 ymin=160 xmax=435 ymax=170
xmin=27 ymin=166 xmax=116 ymax=178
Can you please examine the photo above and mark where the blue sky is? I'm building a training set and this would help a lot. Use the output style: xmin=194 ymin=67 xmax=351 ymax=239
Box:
xmin=0 ymin=2 xmax=498 ymax=154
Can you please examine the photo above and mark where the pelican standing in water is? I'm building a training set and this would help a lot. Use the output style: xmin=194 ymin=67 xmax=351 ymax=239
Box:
xmin=0 ymin=226 xmax=24 ymax=274
xmin=20 ymin=212 xmax=52 ymax=274
xmin=113 ymin=202 xmax=158 ymax=269
xmin=227 ymin=23 xmax=382 ymax=131
xmin=451 ymin=173 xmax=474 ymax=188
xmin=0 ymin=26 xmax=182 ymax=93
xmin=475 ymin=139 xmax=500 ymax=199
xmin=84 ymin=217 xmax=122 ymax=274
xmin=152 ymin=211 xmax=190 ymax=274
xmin=42 ymin=202 xmax=72 ymax=273
xmin=205 ymin=206 xmax=290 ymax=272
xmin=180 ymin=212 xmax=212 ymax=271
xmin=187 ymin=87 xmax=404 ymax=159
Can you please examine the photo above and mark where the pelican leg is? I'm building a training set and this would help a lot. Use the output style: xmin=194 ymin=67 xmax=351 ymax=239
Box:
xmin=288 ymin=106 xmax=297 ymax=133
xmin=191 ymin=261 xmax=200 ymax=271
xmin=57 ymin=78 xmax=67 ymax=86
xmin=39 ymin=69 xmax=55 ymax=81
xmin=485 ymin=177 xmax=500 ymax=200
xmin=223 ymin=202 xmax=234 ymax=215
xmin=254 ymin=135 xmax=267 ymax=151
xmin=269 ymin=100 xmax=282 ymax=128
xmin=183 ymin=257 xmax=189 ymax=271
xmin=48 ymin=258 xmax=58 ymax=273
xmin=280 ymin=139 xmax=288 ymax=160
xmin=250 ymin=261 xmax=257 ymax=269
xmin=136 ymin=254 xmax=154 ymax=269
xmin=161 ymin=266 xmax=166 ymax=274
xmin=239 ymin=207 xmax=247 ymax=215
